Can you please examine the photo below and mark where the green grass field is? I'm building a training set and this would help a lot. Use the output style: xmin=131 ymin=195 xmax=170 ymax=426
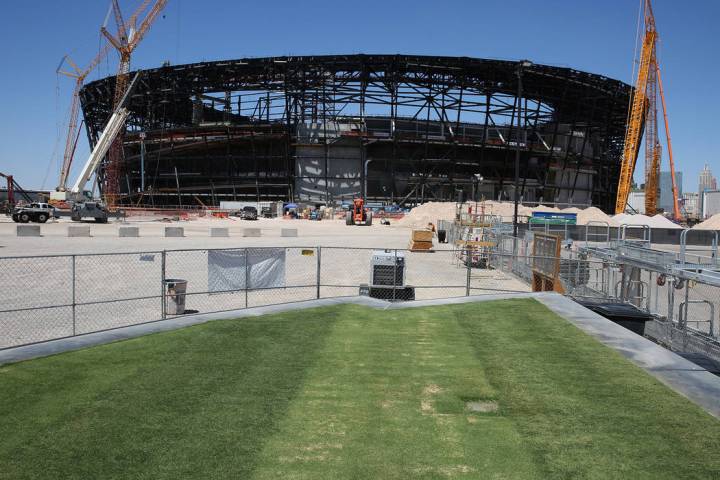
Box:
xmin=1 ymin=299 xmax=719 ymax=479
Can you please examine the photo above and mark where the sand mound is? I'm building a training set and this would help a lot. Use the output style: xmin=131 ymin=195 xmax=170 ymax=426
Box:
xmin=613 ymin=213 xmax=682 ymax=229
xmin=395 ymin=202 xmax=457 ymax=229
xmin=650 ymin=214 xmax=683 ymax=229
xmin=397 ymin=201 xmax=656 ymax=228
xmin=576 ymin=207 xmax=619 ymax=227
xmin=532 ymin=205 xmax=561 ymax=212
xmin=692 ymin=213 xmax=720 ymax=230
xmin=480 ymin=201 xmax=532 ymax=221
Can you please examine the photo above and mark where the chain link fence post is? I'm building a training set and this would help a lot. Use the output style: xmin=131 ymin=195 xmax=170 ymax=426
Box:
xmin=72 ymin=254 xmax=76 ymax=336
xmin=245 ymin=247 xmax=249 ymax=309
xmin=466 ymin=246 xmax=471 ymax=296
xmin=161 ymin=250 xmax=166 ymax=319
xmin=392 ymin=249 xmax=397 ymax=302
xmin=316 ymin=246 xmax=322 ymax=299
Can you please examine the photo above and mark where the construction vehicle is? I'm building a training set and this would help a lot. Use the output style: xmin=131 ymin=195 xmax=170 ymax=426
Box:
xmin=51 ymin=71 xmax=142 ymax=223
xmin=101 ymin=0 xmax=168 ymax=207
xmin=615 ymin=0 xmax=681 ymax=221
xmin=11 ymin=203 xmax=57 ymax=223
xmin=346 ymin=198 xmax=373 ymax=226
xmin=54 ymin=43 xmax=112 ymax=197
xmin=241 ymin=206 xmax=258 ymax=220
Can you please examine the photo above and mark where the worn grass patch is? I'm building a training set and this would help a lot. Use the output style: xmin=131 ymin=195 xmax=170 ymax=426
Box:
xmin=0 ymin=299 xmax=719 ymax=479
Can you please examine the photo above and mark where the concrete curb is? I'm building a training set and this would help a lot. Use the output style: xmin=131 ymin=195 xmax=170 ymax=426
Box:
xmin=16 ymin=225 xmax=41 ymax=237
xmin=67 ymin=225 xmax=91 ymax=237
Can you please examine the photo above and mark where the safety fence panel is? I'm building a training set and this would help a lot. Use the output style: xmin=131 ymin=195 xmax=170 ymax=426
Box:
xmin=319 ymin=247 xmax=373 ymax=300
xmin=0 ymin=255 xmax=74 ymax=348
xmin=74 ymin=252 xmax=162 ymax=335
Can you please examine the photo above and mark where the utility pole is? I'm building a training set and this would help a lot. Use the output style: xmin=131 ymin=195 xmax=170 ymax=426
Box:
xmin=513 ymin=60 xmax=532 ymax=239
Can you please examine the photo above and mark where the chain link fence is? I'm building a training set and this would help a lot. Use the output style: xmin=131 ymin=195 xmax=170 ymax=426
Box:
xmin=0 ymin=246 xmax=533 ymax=350
xmin=4 ymin=237 xmax=719 ymax=359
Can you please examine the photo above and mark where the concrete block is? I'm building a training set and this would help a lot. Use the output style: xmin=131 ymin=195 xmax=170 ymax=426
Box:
xmin=243 ymin=228 xmax=262 ymax=237
xmin=119 ymin=226 xmax=140 ymax=237
xmin=67 ymin=225 xmax=91 ymax=237
xmin=165 ymin=227 xmax=184 ymax=238
xmin=281 ymin=228 xmax=298 ymax=237
xmin=16 ymin=225 xmax=41 ymax=237
xmin=210 ymin=227 xmax=229 ymax=237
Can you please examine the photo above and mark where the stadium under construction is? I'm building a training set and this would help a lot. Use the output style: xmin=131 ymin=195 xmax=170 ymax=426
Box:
xmin=78 ymin=54 xmax=632 ymax=210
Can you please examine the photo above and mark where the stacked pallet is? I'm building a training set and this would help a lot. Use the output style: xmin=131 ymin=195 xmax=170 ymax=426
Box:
xmin=409 ymin=229 xmax=434 ymax=252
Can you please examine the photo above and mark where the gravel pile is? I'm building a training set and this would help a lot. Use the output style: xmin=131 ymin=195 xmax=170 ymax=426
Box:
xmin=692 ymin=214 xmax=720 ymax=230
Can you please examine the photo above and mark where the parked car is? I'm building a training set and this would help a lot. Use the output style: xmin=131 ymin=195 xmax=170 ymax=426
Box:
xmin=241 ymin=206 xmax=258 ymax=220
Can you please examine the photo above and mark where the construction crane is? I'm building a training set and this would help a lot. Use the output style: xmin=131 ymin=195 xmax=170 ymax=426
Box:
xmin=54 ymin=43 xmax=113 ymax=196
xmin=101 ymin=0 xmax=168 ymax=207
xmin=1 ymin=172 xmax=33 ymax=214
xmin=615 ymin=0 xmax=681 ymax=221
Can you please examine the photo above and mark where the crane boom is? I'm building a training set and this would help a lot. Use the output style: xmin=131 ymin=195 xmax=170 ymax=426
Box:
xmin=656 ymin=66 xmax=681 ymax=220
xmin=56 ymin=41 xmax=113 ymax=191
xmin=69 ymin=72 xmax=142 ymax=196
xmin=616 ymin=0 xmax=680 ymax=221
xmin=615 ymin=26 xmax=655 ymax=214
xmin=644 ymin=49 xmax=660 ymax=215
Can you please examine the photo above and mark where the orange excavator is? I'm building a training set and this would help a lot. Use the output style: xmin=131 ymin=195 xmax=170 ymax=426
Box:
xmin=615 ymin=0 xmax=681 ymax=221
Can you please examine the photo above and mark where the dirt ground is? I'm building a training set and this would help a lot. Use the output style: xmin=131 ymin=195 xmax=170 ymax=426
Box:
xmin=0 ymin=215 xmax=530 ymax=348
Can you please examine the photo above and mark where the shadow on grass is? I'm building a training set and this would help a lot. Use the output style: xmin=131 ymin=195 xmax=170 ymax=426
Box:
xmin=0 ymin=308 xmax=339 ymax=479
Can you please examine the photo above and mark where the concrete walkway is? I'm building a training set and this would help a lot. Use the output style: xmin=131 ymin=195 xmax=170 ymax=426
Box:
xmin=1 ymin=292 xmax=719 ymax=419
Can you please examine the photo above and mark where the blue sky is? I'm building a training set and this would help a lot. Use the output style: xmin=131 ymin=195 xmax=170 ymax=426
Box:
xmin=0 ymin=0 xmax=717 ymax=192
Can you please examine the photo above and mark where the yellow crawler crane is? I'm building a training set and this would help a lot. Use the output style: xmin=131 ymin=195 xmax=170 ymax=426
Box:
xmin=616 ymin=0 xmax=680 ymax=221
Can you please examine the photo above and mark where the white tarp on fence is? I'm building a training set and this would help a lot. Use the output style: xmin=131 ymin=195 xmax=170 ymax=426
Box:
xmin=208 ymin=248 xmax=286 ymax=292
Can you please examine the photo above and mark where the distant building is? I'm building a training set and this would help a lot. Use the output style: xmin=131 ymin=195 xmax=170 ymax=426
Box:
xmin=699 ymin=164 xmax=717 ymax=193
xmin=659 ymin=171 xmax=682 ymax=213
xmin=682 ymin=192 xmax=699 ymax=219
xmin=699 ymin=164 xmax=717 ymax=217
xmin=702 ymin=190 xmax=720 ymax=219
xmin=627 ymin=191 xmax=645 ymax=214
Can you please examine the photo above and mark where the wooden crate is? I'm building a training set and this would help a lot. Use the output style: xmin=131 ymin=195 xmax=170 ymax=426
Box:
xmin=409 ymin=240 xmax=434 ymax=251
xmin=411 ymin=229 xmax=434 ymax=242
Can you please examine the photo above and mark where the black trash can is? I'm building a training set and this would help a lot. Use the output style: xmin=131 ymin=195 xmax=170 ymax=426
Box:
xmin=438 ymin=229 xmax=447 ymax=243
xmin=576 ymin=301 xmax=653 ymax=336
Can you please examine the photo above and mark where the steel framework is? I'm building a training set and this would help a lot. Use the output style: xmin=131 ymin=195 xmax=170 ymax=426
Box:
xmin=79 ymin=54 xmax=631 ymax=209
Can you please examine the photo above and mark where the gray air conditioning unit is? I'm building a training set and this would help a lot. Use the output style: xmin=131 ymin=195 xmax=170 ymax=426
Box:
xmin=359 ymin=250 xmax=414 ymax=301
xmin=371 ymin=250 xmax=406 ymax=286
